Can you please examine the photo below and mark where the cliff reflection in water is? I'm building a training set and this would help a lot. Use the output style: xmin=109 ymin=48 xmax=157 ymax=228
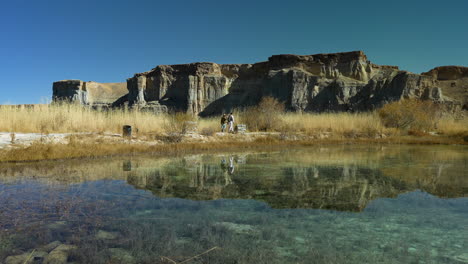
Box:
xmin=1 ymin=145 xmax=467 ymax=264
xmin=122 ymin=145 xmax=467 ymax=212
xmin=1 ymin=145 xmax=465 ymax=212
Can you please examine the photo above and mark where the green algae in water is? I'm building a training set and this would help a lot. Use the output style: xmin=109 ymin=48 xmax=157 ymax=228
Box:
xmin=0 ymin=145 xmax=467 ymax=263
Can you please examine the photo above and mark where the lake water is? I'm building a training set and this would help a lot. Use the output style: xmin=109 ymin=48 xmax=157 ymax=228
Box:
xmin=0 ymin=145 xmax=467 ymax=264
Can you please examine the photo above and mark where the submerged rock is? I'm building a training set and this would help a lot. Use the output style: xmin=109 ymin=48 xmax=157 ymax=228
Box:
xmin=214 ymin=222 xmax=257 ymax=235
xmin=5 ymin=250 xmax=48 ymax=264
xmin=46 ymin=221 xmax=68 ymax=230
xmin=53 ymin=245 xmax=77 ymax=252
xmin=453 ymin=253 xmax=468 ymax=263
xmin=43 ymin=244 xmax=77 ymax=264
xmin=39 ymin=241 xmax=62 ymax=253
xmin=294 ymin=236 xmax=306 ymax=244
xmin=95 ymin=230 xmax=119 ymax=240
xmin=108 ymin=248 xmax=135 ymax=264
xmin=43 ymin=251 xmax=67 ymax=264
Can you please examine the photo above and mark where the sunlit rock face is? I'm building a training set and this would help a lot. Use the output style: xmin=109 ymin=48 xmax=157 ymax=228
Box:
xmin=52 ymin=80 xmax=88 ymax=104
xmin=52 ymin=80 xmax=127 ymax=107
xmin=52 ymin=51 xmax=467 ymax=113
xmin=125 ymin=51 xmax=467 ymax=115
xmin=422 ymin=66 xmax=468 ymax=109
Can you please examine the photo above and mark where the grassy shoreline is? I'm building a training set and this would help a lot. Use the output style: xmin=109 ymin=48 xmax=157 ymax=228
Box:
xmin=0 ymin=132 xmax=466 ymax=163
xmin=0 ymin=102 xmax=466 ymax=162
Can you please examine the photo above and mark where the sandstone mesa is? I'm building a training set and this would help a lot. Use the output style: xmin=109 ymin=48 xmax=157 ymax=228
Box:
xmin=52 ymin=51 xmax=468 ymax=115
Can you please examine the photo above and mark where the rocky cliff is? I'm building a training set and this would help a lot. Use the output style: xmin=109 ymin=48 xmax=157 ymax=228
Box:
xmin=421 ymin=66 xmax=468 ymax=107
xmin=53 ymin=80 xmax=127 ymax=107
xmin=53 ymin=51 xmax=468 ymax=114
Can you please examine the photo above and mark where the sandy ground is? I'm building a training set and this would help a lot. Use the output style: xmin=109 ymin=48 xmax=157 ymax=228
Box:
xmin=0 ymin=132 xmax=75 ymax=149
xmin=0 ymin=131 xmax=220 ymax=150
xmin=0 ymin=130 xmax=349 ymax=151
xmin=0 ymin=131 xmax=281 ymax=149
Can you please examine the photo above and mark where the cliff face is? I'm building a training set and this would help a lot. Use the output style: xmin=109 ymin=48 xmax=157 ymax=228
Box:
xmin=53 ymin=80 xmax=127 ymax=106
xmin=53 ymin=51 xmax=468 ymax=114
xmin=421 ymin=66 xmax=468 ymax=108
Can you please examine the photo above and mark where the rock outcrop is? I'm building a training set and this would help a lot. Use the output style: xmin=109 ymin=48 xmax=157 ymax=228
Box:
xmin=53 ymin=80 xmax=127 ymax=107
xmin=422 ymin=66 xmax=468 ymax=109
xmin=52 ymin=51 xmax=468 ymax=114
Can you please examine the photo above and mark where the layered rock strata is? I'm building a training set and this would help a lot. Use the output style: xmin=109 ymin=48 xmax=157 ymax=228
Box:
xmin=422 ymin=66 xmax=468 ymax=108
xmin=53 ymin=51 xmax=468 ymax=114
xmin=53 ymin=80 xmax=127 ymax=107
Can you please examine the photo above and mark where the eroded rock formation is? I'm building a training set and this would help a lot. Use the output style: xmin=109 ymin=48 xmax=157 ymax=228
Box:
xmin=422 ymin=66 xmax=468 ymax=109
xmin=52 ymin=51 xmax=468 ymax=114
xmin=53 ymin=80 xmax=127 ymax=107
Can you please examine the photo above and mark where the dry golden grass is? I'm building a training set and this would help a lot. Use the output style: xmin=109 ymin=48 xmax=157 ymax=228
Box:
xmin=198 ymin=117 xmax=219 ymax=133
xmin=377 ymin=99 xmax=468 ymax=138
xmin=216 ymin=110 xmax=392 ymax=138
xmin=0 ymin=103 xmax=168 ymax=134
xmin=1 ymin=133 xmax=465 ymax=163
xmin=1 ymin=102 xmax=464 ymax=137
xmin=0 ymin=102 xmax=466 ymax=163
xmin=202 ymin=111 xmax=463 ymax=139
xmin=279 ymin=112 xmax=390 ymax=136
xmin=0 ymin=138 xmax=298 ymax=162
xmin=436 ymin=116 xmax=468 ymax=136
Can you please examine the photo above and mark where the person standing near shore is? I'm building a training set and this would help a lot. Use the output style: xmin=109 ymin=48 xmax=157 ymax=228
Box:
xmin=220 ymin=114 xmax=227 ymax=132
xmin=228 ymin=113 xmax=235 ymax=133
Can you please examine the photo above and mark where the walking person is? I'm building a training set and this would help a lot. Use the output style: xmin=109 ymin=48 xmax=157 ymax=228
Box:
xmin=220 ymin=114 xmax=227 ymax=132
xmin=228 ymin=112 xmax=235 ymax=133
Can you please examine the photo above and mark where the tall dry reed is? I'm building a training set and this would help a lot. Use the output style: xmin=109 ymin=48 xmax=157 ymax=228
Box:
xmin=436 ymin=116 xmax=468 ymax=136
xmin=0 ymin=102 xmax=465 ymax=137
xmin=280 ymin=112 xmax=389 ymax=136
xmin=0 ymin=103 xmax=168 ymax=134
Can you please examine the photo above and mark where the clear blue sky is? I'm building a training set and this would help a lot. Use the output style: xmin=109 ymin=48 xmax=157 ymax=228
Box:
xmin=1 ymin=0 xmax=467 ymax=104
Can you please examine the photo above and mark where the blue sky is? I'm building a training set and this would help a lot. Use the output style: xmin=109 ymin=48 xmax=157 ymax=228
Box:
xmin=1 ymin=0 xmax=467 ymax=104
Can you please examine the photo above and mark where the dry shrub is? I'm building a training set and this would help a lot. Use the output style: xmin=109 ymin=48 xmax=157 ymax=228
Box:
xmin=0 ymin=136 xmax=307 ymax=162
xmin=407 ymin=130 xmax=429 ymax=137
xmin=378 ymin=99 xmax=440 ymax=131
xmin=343 ymin=129 xmax=358 ymax=138
xmin=156 ymin=133 xmax=184 ymax=143
xmin=200 ymin=127 xmax=217 ymax=136
xmin=162 ymin=112 xmax=196 ymax=134
xmin=198 ymin=117 xmax=219 ymax=135
xmin=239 ymin=97 xmax=285 ymax=131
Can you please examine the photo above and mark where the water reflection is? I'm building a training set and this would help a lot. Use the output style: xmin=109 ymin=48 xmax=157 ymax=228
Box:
xmin=219 ymin=156 xmax=234 ymax=185
xmin=0 ymin=145 xmax=467 ymax=263
xmin=122 ymin=147 xmax=466 ymax=211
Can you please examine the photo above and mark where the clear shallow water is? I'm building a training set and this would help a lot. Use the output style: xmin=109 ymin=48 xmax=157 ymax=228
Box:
xmin=0 ymin=145 xmax=467 ymax=263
